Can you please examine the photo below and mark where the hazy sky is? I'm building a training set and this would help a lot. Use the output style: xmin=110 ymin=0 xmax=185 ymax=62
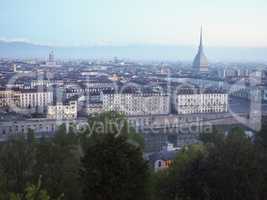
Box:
xmin=1 ymin=0 xmax=267 ymax=47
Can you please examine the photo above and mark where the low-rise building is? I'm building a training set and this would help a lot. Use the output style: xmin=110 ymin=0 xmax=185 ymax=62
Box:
xmin=148 ymin=150 xmax=178 ymax=172
xmin=47 ymin=101 xmax=77 ymax=120
xmin=0 ymin=117 xmax=87 ymax=141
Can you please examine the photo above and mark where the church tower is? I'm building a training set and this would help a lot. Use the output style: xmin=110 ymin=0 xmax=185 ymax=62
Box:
xmin=192 ymin=27 xmax=208 ymax=72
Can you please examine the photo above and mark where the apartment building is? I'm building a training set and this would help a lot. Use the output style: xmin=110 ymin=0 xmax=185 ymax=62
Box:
xmin=102 ymin=91 xmax=170 ymax=116
xmin=175 ymin=88 xmax=228 ymax=114
xmin=19 ymin=89 xmax=53 ymax=112
xmin=47 ymin=101 xmax=77 ymax=120
xmin=0 ymin=88 xmax=20 ymax=108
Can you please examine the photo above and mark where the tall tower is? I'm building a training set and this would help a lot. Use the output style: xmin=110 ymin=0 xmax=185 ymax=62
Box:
xmin=46 ymin=50 xmax=57 ymax=67
xmin=48 ymin=51 xmax=55 ymax=63
xmin=192 ymin=27 xmax=208 ymax=72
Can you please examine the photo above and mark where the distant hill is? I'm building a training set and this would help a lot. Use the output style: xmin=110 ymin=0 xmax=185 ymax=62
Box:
xmin=0 ymin=41 xmax=266 ymax=62
xmin=0 ymin=41 xmax=50 ymax=59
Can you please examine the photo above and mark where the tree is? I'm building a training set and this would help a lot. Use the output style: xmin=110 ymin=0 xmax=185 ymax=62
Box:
xmin=199 ymin=125 xmax=225 ymax=145
xmin=0 ymin=134 xmax=35 ymax=195
xmin=255 ymin=118 xmax=267 ymax=148
xmin=34 ymin=125 xmax=81 ymax=200
xmin=153 ymin=144 xmax=207 ymax=200
xmin=154 ymin=128 xmax=264 ymax=200
xmin=201 ymin=129 xmax=263 ymax=200
xmin=81 ymin=111 xmax=144 ymax=152
xmin=254 ymin=119 xmax=267 ymax=198
xmin=150 ymin=169 xmax=170 ymax=200
xmin=10 ymin=177 xmax=63 ymax=200
xmin=80 ymin=133 xmax=149 ymax=200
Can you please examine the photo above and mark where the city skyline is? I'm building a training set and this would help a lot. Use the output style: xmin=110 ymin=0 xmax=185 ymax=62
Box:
xmin=1 ymin=0 xmax=267 ymax=47
xmin=0 ymin=1 xmax=267 ymax=199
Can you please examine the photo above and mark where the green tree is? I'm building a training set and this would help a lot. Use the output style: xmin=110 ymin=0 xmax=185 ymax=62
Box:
xmin=10 ymin=177 xmax=63 ymax=200
xmin=153 ymin=144 xmax=206 ymax=200
xmin=155 ymin=128 xmax=264 ymax=200
xmin=80 ymin=133 xmax=149 ymax=200
xmin=0 ymin=133 xmax=35 ymax=195
xmin=254 ymin=119 xmax=267 ymax=198
xmin=81 ymin=111 xmax=144 ymax=152
xmin=199 ymin=125 xmax=225 ymax=145
xmin=201 ymin=128 xmax=262 ymax=200
xmin=255 ymin=118 xmax=267 ymax=148
xmin=34 ymin=125 xmax=81 ymax=200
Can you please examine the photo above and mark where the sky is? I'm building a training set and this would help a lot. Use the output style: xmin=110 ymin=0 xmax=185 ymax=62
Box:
xmin=0 ymin=0 xmax=267 ymax=47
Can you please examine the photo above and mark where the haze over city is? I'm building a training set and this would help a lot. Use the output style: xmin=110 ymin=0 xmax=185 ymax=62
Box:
xmin=0 ymin=0 xmax=267 ymax=61
xmin=1 ymin=1 xmax=267 ymax=199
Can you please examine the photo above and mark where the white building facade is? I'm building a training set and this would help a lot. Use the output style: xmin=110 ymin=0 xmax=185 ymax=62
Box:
xmin=175 ymin=93 xmax=228 ymax=114
xmin=0 ymin=88 xmax=53 ymax=113
xmin=102 ymin=92 xmax=170 ymax=116
xmin=19 ymin=89 xmax=53 ymax=111
xmin=47 ymin=101 xmax=77 ymax=120
xmin=0 ymin=89 xmax=20 ymax=108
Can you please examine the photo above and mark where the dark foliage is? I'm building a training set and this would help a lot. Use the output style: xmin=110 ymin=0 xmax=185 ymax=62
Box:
xmin=80 ymin=133 xmax=150 ymax=200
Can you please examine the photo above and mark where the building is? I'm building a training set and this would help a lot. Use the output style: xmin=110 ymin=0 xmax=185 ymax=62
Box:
xmin=148 ymin=150 xmax=178 ymax=171
xmin=0 ymin=117 xmax=87 ymax=141
xmin=64 ymin=81 xmax=115 ymax=100
xmin=86 ymin=102 xmax=104 ymax=115
xmin=41 ymin=51 xmax=61 ymax=67
xmin=31 ymin=79 xmax=54 ymax=88
xmin=18 ymin=89 xmax=53 ymax=113
xmin=0 ymin=88 xmax=20 ymax=108
xmin=48 ymin=51 xmax=55 ymax=63
xmin=192 ymin=27 xmax=209 ymax=72
xmin=0 ymin=88 xmax=53 ymax=113
xmin=47 ymin=101 xmax=77 ymax=120
xmin=175 ymin=87 xmax=228 ymax=114
xmin=46 ymin=51 xmax=56 ymax=66
xmin=102 ymin=90 xmax=170 ymax=116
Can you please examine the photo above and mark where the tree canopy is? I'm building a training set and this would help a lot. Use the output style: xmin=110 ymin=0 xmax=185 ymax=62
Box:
xmin=80 ymin=133 xmax=150 ymax=200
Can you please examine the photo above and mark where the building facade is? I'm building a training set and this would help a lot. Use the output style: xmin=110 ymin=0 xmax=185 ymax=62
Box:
xmin=102 ymin=92 xmax=170 ymax=116
xmin=0 ymin=117 xmax=87 ymax=141
xmin=47 ymin=101 xmax=77 ymax=120
xmin=19 ymin=89 xmax=53 ymax=113
xmin=86 ymin=102 xmax=104 ymax=115
xmin=175 ymin=93 xmax=228 ymax=114
xmin=0 ymin=88 xmax=20 ymax=108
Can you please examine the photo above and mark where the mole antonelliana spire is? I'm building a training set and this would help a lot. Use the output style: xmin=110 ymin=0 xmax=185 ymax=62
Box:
xmin=192 ymin=26 xmax=208 ymax=72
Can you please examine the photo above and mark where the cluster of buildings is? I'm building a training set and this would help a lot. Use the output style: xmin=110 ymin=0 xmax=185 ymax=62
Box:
xmin=3 ymin=28 xmax=263 ymax=156
xmin=0 ymin=28 xmax=230 ymax=148
xmin=0 ymin=79 xmax=229 ymax=150
xmin=83 ymin=87 xmax=228 ymax=117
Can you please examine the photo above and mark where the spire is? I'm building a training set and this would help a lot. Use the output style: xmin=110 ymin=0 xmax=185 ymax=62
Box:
xmin=199 ymin=26 xmax=203 ymax=50
xmin=192 ymin=26 xmax=209 ymax=72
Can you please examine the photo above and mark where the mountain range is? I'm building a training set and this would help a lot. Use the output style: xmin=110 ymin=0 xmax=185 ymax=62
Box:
xmin=0 ymin=41 xmax=266 ymax=62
